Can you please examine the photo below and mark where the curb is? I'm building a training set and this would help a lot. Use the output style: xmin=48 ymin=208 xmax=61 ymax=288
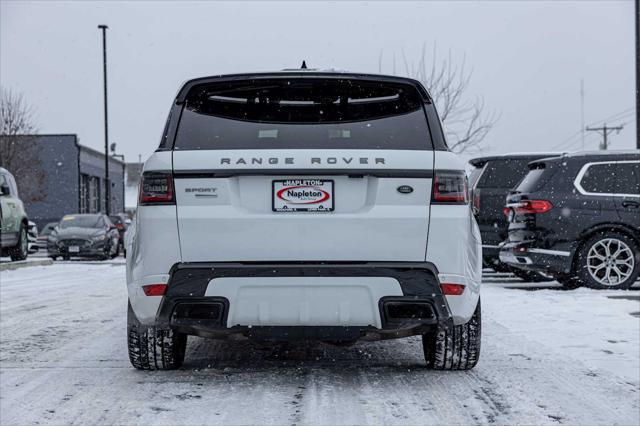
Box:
xmin=0 ymin=258 xmax=54 ymax=272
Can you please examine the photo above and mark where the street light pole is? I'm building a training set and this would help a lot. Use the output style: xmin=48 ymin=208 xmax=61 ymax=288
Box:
xmin=98 ymin=24 xmax=110 ymax=214
xmin=635 ymin=0 xmax=639 ymax=149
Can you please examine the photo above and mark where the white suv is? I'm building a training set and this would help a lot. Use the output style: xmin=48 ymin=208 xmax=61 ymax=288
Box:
xmin=126 ymin=72 xmax=482 ymax=370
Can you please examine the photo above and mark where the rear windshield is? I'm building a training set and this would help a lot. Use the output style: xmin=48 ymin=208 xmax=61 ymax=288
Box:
xmin=516 ymin=169 xmax=546 ymax=193
xmin=477 ymin=158 xmax=535 ymax=189
xmin=174 ymin=78 xmax=432 ymax=151
xmin=515 ymin=163 xmax=557 ymax=193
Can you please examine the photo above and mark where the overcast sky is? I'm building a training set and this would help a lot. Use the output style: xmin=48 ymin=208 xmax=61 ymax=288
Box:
xmin=1 ymin=0 xmax=636 ymax=162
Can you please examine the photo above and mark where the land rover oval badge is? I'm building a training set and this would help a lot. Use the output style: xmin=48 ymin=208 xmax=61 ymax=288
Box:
xmin=397 ymin=185 xmax=414 ymax=194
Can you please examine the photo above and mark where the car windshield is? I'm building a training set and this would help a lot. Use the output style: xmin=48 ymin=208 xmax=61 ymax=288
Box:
xmin=59 ymin=215 xmax=102 ymax=229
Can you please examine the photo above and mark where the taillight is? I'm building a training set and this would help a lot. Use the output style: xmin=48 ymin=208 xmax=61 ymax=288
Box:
xmin=139 ymin=173 xmax=175 ymax=205
xmin=513 ymin=200 xmax=553 ymax=214
xmin=503 ymin=207 xmax=511 ymax=217
xmin=432 ymin=171 xmax=468 ymax=204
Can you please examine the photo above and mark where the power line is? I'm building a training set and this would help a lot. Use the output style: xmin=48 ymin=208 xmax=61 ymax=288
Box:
xmin=586 ymin=123 xmax=624 ymax=150
xmin=550 ymin=109 xmax=634 ymax=151
xmin=596 ymin=107 xmax=634 ymax=123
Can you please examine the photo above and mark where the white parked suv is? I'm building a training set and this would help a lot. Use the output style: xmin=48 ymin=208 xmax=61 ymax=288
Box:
xmin=126 ymin=71 xmax=482 ymax=370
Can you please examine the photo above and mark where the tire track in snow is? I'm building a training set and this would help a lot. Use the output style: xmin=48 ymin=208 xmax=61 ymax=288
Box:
xmin=1 ymin=263 xmax=639 ymax=425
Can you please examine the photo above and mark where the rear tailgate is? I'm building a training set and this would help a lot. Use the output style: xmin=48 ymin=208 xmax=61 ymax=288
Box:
xmin=170 ymin=76 xmax=435 ymax=262
xmin=173 ymin=149 xmax=433 ymax=261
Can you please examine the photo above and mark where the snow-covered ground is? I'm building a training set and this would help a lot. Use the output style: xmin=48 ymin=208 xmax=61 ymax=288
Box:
xmin=0 ymin=263 xmax=638 ymax=425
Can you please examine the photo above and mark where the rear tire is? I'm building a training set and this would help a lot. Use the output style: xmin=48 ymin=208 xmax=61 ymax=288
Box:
xmin=576 ymin=232 xmax=639 ymax=290
xmin=422 ymin=300 xmax=481 ymax=370
xmin=9 ymin=224 xmax=28 ymax=261
xmin=127 ymin=302 xmax=186 ymax=370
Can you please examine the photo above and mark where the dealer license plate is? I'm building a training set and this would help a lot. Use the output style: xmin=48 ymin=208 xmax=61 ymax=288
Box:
xmin=272 ymin=179 xmax=334 ymax=212
xmin=68 ymin=246 xmax=80 ymax=253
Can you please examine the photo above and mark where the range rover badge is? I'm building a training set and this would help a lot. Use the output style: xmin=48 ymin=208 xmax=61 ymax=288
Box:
xmin=397 ymin=185 xmax=413 ymax=194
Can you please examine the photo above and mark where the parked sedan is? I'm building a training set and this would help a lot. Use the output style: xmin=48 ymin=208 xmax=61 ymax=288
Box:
xmin=48 ymin=214 xmax=120 ymax=260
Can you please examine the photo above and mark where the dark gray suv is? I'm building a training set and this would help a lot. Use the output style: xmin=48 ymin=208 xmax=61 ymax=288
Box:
xmin=500 ymin=151 xmax=640 ymax=289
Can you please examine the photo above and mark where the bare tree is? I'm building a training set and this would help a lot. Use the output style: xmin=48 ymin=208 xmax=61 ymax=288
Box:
xmin=0 ymin=87 xmax=45 ymax=203
xmin=381 ymin=44 xmax=499 ymax=153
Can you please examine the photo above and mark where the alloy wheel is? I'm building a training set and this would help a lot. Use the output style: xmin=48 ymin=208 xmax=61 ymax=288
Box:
xmin=587 ymin=238 xmax=635 ymax=286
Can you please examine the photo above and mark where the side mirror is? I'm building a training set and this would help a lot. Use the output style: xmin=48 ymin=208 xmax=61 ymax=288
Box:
xmin=0 ymin=184 xmax=10 ymax=196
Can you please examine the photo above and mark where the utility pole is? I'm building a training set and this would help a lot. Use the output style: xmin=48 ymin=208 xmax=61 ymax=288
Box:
xmin=635 ymin=0 xmax=639 ymax=149
xmin=98 ymin=24 xmax=110 ymax=215
xmin=586 ymin=123 xmax=624 ymax=150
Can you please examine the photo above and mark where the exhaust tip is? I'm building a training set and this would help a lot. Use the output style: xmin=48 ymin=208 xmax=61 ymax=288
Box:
xmin=384 ymin=302 xmax=435 ymax=320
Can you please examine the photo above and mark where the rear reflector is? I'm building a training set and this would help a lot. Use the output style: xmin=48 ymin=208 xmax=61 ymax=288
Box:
xmin=513 ymin=200 xmax=553 ymax=215
xmin=432 ymin=172 xmax=468 ymax=204
xmin=142 ymin=284 xmax=168 ymax=296
xmin=139 ymin=173 xmax=175 ymax=205
xmin=440 ymin=283 xmax=465 ymax=295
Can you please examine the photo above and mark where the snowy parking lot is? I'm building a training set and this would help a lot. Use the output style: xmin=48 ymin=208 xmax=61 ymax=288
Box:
xmin=0 ymin=262 xmax=638 ymax=425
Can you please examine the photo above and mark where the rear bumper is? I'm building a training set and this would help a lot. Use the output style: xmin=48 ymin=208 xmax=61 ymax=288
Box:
xmin=151 ymin=262 xmax=454 ymax=341
xmin=499 ymin=242 xmax=573 ymax=275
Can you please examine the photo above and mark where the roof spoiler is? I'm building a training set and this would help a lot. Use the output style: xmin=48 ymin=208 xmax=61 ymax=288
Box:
xmin=174 ymin=72 xmax=432 ymax=104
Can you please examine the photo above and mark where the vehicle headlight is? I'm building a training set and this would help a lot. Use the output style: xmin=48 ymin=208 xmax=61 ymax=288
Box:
xmin=91 ymin=233 xmax=107 ymax=242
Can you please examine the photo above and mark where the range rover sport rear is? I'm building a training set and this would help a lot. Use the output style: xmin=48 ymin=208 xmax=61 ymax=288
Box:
xmin=126 ymin=72 xmax=482 ymax=370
